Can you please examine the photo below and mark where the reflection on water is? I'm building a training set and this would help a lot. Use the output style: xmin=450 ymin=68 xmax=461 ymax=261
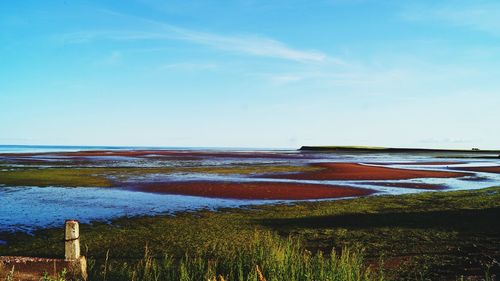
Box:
xmin=0 ymin=186 xmax=276 ymax=233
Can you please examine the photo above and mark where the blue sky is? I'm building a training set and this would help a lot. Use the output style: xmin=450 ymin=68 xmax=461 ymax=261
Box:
xmin=1 ymin=0 xmax=499 ymax=149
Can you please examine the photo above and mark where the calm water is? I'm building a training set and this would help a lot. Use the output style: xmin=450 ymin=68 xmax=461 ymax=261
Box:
xmin=1 ymin=145 xmax=499 ymax=232
xmin=0 ymin=186 xmax=275 ymax=234
xmin=0 ymin=145 xmax=278 ymax=153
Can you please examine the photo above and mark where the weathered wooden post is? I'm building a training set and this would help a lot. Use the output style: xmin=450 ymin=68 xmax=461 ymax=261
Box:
xmin=65 ymin=220 xmax=80 ymax=261
xmin=64 ymin=220 xmax=87 ymax=280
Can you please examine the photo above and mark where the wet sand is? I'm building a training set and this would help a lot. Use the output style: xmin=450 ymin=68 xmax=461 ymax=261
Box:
xmin=128 ymin=181 xmax=375 ymax=200
xmin=266 ymin=163 xmax=469 ymax=181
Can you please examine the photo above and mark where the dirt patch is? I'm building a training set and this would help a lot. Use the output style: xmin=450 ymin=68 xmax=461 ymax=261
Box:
xmin=0 ymin=256 xmax=68 ymax=281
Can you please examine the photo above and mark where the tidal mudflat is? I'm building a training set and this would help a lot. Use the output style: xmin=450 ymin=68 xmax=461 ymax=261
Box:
xmin=1 ymin=147 xmax=500 ymax=280
xmin=1 ymin=147 xmax=499 ymax=231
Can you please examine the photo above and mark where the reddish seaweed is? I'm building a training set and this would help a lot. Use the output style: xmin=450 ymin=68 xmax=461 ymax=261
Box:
xmin=127 ymin=181 xmax=375 ymax=200
xmin=265 ymin=163 xmax=469 ymax=181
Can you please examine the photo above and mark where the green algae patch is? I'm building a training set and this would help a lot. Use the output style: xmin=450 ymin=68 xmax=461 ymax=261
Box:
xmin=0 ymin=164 xmax=320 ymax=187
xmin=0 ymin=168 xmax=113 ymax=187
xmin=189 ymin=164 xmax=322 ymax=175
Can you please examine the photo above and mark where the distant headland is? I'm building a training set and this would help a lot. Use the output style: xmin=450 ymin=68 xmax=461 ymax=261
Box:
xmin=299 ymin=146 xmax=500 ymax=154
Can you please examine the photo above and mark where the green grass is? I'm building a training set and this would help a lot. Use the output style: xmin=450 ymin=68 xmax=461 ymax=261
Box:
xmin=86 ymin=231 xmax=378 ymax=281
xmin=1 ymin=233 xmax=377 ymax=281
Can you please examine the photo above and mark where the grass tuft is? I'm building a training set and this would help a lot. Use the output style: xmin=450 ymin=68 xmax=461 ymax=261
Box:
xmin=87 ymin=231 xmax=379 ymax=281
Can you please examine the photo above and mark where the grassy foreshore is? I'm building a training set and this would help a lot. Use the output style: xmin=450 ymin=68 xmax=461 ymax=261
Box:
xmin=1 ymin=187 xmax=499 ymax=280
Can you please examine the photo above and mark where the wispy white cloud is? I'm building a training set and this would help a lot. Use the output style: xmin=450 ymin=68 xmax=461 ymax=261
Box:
xmin=159 ymin=62 xmax=218 ymax=71
xmin=402 ymin=2 xmax=500 ymax=36
xmin=56 ymin=11 xmax=328 ymax=63
xmin=100 ymin=51 xmax=123 ymax=65
xmin=261 ymin=55 xmax=488 ymax=100
xmin=173 ymin=29 xmax=327 ymax=63
xmin=267 ymin=74 xmax=310 ymax=85
xmin=57 ymin=30 xmax=169 ymax=43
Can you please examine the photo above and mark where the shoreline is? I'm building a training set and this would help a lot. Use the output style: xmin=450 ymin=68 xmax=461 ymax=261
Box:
xmin=1 ymin=186 xmax=499 ymax=280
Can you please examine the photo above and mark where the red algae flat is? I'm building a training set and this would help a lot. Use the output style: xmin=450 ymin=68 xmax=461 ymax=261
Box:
xmin=127 ymin=181 xmax=375 ymax=200
xmin=266 ymin=163 xmax=469 ymax=181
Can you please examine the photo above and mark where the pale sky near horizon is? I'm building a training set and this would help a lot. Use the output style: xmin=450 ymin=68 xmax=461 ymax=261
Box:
xmin=1 ymin=0 xmax=499 ymax=149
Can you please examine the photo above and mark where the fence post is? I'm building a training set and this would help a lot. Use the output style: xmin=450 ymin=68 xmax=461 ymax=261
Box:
xmin=65 ymin=220 xmax=80 ymax=261
xmin=65 ymin=220 xmax=87 ymax=280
